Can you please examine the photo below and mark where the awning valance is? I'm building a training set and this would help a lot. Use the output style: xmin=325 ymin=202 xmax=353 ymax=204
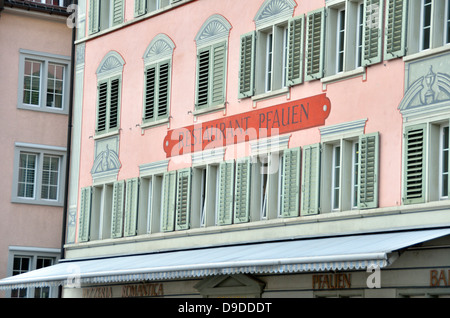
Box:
xmin=1 ymin=228 xmax=449 ymax=290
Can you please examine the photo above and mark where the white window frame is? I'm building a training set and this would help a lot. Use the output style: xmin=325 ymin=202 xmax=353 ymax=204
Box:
xmin=11 ymin=143 xmax=66 ymax=206
xmin=331 ymin=144 xmax=342 ymax=211
xmin=420 ymin=0 xmax=433 ymax=51
xmin=30 ymin=0 xmax=65 ymax=6
xmin=355 ymin=1 xmax=365 ymax=68
xmin=439 ymin=124 xmax=449 ymax=200
xmin=17 ymin=50 xmax=70 ymax=114
xmin=445 ymin=0 xmax=450 ymax=44
xmin=336 ymin=8 xmax=346 ymax=73
xmin=351 ymin=140 xmax=360 ymax=209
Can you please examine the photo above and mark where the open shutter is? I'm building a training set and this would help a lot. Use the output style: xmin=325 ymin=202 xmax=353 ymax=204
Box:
xmin=358 ymin=133 xmax=379 ymax=209
xmin=403 ymin=124 xmax=427 ymax=205
xmin=112 ymin=0 xmax=124 ymax=26
xmin=287 ymin=15 xmax=305 ymax=86
xmin=158 ymin=62 xmax=170 ymax=118
xmin=211 ymin=42 xmax=227 ymax=106
xmin=88 ymin=0 xmax=100 ymax=35
xmin=384 ymin=0 xmax=407 ymax=60
xmin=111 ymin=181 xmax=125 ymax=238
xmin=281 ymin=147 xmax=301 ymax=218
xmin=217 ymin=160 xmax=235 ymax=226
xmin=135 ymin=0 xmax=147 ymax=17
xmin=301 ymin=144 xmax=321 ymax=216
xmin=124 ymin=178 xmax=139 ymax=237
xmin=363 ymin=0 xmax=384 ymax=66
xmin=176 ymin=168 xmax=192 ymax=230
xmin=161 ymin=171 xmax=177 ymax=232
xmin=234 ymin=158 xmax=251 ymax=224
xmin=238 ymin=32 xmax=255 ymax=99
xmin=196 ymin=47 xmax=210 ymax=109
xmin=78 ymin=187 xmax=92 ymax=243
xmin=109 ymin=78 xmax=120 ymax=131
xmin=305 ymin=8 xmax=325 ymax=81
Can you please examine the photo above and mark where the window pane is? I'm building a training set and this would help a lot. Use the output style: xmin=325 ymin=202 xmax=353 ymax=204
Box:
xmin=18 ymin=153 xmax=37 ymax=198
xmin=23 ymin=60 xmax=41 ymax=106
xmin=41 ymin=156 xmax=60 ymax=200
xmin=46 ymin=63 xmax=64 ymax=109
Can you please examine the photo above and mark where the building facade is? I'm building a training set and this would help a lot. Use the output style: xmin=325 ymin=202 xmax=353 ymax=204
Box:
xmin=2 ymin=0 xmax=450 ymax=298
xmin=0 ymin=0 xmax=72 ymax=297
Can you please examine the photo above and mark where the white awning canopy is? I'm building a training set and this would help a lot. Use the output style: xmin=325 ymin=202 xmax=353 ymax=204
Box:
xmin=1 ymin=228 xmax=449 ymax=290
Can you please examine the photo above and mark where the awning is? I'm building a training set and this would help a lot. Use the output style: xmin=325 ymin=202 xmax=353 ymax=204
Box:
xmin=1 ymin=227 xmax=450 ymax=290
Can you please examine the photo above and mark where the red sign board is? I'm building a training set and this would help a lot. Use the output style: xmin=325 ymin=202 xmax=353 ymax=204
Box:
xmin=163 ymin=93 xmax=331 ymax=158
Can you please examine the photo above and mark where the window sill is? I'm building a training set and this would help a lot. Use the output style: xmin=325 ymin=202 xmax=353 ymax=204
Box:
xmin=18 ymin=104 xmax=68 ymax=115
xmin=251 ymin=87 xmax=289 ymax=104
xmin=93 ymin=130 xmax=119 ymax=140
xmin=11 ymin=198 xmax=63 ymax=207
xmin=403 ymin=44 xmax=450 ymax=63
xmin=141 ymin=118 xmax=170 ymax=130
xmin=193 ymin=103 xmax=226 ymax=117
xmin=321 ymin=67 xmax=366 ymax=89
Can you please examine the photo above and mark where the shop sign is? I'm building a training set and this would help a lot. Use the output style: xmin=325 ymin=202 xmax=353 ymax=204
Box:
xmin=82 ymin=283 xmax=164 ymax=298
xmin=430 ymin=269 xmax=450 ymax=287
xmin=82 ymin=286 xmax=113 ymax=298
xmin=312 ymin=273 xmax=352 ymax=290
xmin=163 ymin=93 xmax=331 ymax=157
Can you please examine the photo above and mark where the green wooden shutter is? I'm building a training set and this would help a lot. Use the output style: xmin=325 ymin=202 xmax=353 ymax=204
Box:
xmin=109 ymin=77 xmax=120 ymax=131
xmin=301 ymin=144 xmax=321 ymax=215
xmin=158 ymin=62 xmax=170 ymax=118
xmin=78 ymin=187 xmax=92 ymax=242
xmin=176 ymin=168 xmax=192 ymax=230
xmin=305 ymin=8 xmax=325 ymax=81
xmin=358 ymin=133 xmax=379 ymax=209
xmin=196 ymin=47 xmax=210 ymax=109
xmin=281 ymin=147 xmax=301 ymax=218
xmin=88 ymin=0 xmax=100 ymax=35
xmin=96 ymin=81 xmax=108 ymax=133
xmin=124 ymin=178 xmax=139 ymax=237
xmin=288 ymin=15 xmax=304 ymax=86
xmin=112 ymin=0 xmax=124 ymax=26
xmin=234 ymin=158 xmax=251 ymax=224
xmin=211 ymin=42 xmax=227 ymax=106
xmin=217 ymin=160 xmax=235 ymax=225
xmin=363 ymin=0 xmax=384 ymax=66
xmin=144 ymin=65 xmax=156 ymax=121
xmin=403 ymin=124 xmax=427 ymax=205
xmin=161 ymin=171 xmax=177 ymax=232
xmin=238 ymin=32 xmax=255 ymax=99
xmin=384 ymin=0 xmax=407 ymax=60
xmin=111 ymin=180 xmax=125 ymax=238
xmin=135 ymin=0 xmax=147 ymax=17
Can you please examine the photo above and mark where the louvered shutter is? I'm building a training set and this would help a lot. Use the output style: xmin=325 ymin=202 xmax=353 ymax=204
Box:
xmin=96 ymin=81 xmax=108 ymax=133
xmin=287 ymin=15 xmax=304 ymax=86
xmin=363 ymin=0 xmax=383 ymax=66
xmin=112 ymin=0 xmax=124 ymax=26
xmin=144 ymin=65 xmax=156 ymax=121
xmin=305 ymin=8 xmax=325 ymax=81
xmin=234 ymin=158 xmax=251 ymax=224
xmin=211 ymin=42 xmax=227 ymax=106
xmin=88 ymin=0 xmax=100 ymax=35
xmin=109 ymin=78 xmax=120 ymax=131
xmin=301 ymin=144 xmax=321 ymax=215
xmin=238 ymin=32 xmax=255 ymax=98
xmin=217 ymin=160 xmax=235 ymax=226
xmin=403 ymin=124 xmax=427 ymax=205
xmin=358 ymin=133 xmax=379 ymax=209
xmin=78 ymin=187 xmax=92 ymax=242
xmin=158 ymin=62 xmax=170 ymax=118
xmin=196 ymin=47 xmax=210 ymax=109
xmin=111 ymin=181 xmax=125 ymax=238
xmin=124 ymin=178 xmax=139 ymax=237
xmin=384 ymin=0 xmax=406 ymax=60
xmin=161 ymin=171 xmax=177 ymax=232
xmin=281 ymin=147 xmax=301 ymax=218
xmin=135 ymin=0 xmax=147 ymax=17
xmin=176 ymin=168 xmax=192 ymax=230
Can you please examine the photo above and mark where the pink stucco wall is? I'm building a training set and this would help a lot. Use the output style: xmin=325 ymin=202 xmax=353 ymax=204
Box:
xmin=0 ymin=10 xmax=71 ymax=292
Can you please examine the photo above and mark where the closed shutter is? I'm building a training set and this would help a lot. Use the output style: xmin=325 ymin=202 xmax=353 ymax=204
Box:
xmin=211 ymin=42 xmax=227 ymax=106
xmin=403 ymin=124 xmax=427 ymax=205
xmin=144 ymin=65 xmax=156 ymax=121
xmin=217 ymin=160 xmax=235 ymax=225
xmin=135 ymin=0 xmax=147 ymax=17
xmin=358 ymin=133 xmax=379 ymax=209
xmin=301 ymin=144 xmax=321 ymax=215
xmin=96 ymin=81 xmax=108 ymax=133
xmin=305 ymin=8 xmax=324 ymax=81
xmin=158 ymin=62 xmax=170 ymax=118
xmin=124 ymin=178 xmax=139 ymax=237
xmin=196 ymin=48 xmax=210 ymax=109
xmin=363 ymin=0 xmax=383 ymax=66
xmin=88 ymin=0 xmax=100 ymax=35
xmin=384 ymin=0 xmax=406 ymax=60
xmin=281 ymin=147 xmax=301 ymax=218
xmin=161 ymin=171 xmax=177 ymax=232
xmin=78 ymin=187 xmax=92 ymax=242
xmin=287 ymin=15 xmax=304 ymax=86
xmin=234 ymin=158 xmax=251 ymax=224
xmin=144 ymin=62 xmax=170 ymax=121
xmin=176 ymin=168 xmax=192 ymax=230
xmin=109 ymin=78 xmax=120 ymax=130
xmin=112 ymin=0 xmax=124 ymax=26
xmin=238 ymin=32 xmax=255 ymax=98
xmin=111 ymin=180 xmax=125 ymax=238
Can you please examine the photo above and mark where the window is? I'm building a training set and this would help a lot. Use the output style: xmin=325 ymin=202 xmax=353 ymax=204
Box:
xmin=29 ymin=0 xmax=66 ymax=6
xmin=446 ymin=0 xmax=450 ymax=44
xmin=356 ymin=2 xmax=364 ymax=67
xmin=12 ymin=143 xmax=66 ymax=206
xmin=142 ymin=34 xmax=174 ymax=127
xmin=336 ymin=8 xmax=346 ymax=73
xmin=440 ymin=125 xmax=449 ymax=199
xmin=134 ymin=0 xmax=183 ymax=17
xmin=421 ymin=0 xmax=433 ymax=51
xmin=18 ymin=50 xmax=70 ymax=113
xmin=88 ymin=0 xmax=124 ymax=34
xmin=331 ymin=144 xmax=341 ymax=210
xmin=7 ymin=248 xmax=59 ymax=298
xmin=194 ymin=15 xmax=231 ymax=113
xmin=95 ymin=52 xmax=124 ymax=137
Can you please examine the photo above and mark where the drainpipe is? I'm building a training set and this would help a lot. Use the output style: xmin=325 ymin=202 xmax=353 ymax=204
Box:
xmin=59 ymin=0 xmax=77 ymax=298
